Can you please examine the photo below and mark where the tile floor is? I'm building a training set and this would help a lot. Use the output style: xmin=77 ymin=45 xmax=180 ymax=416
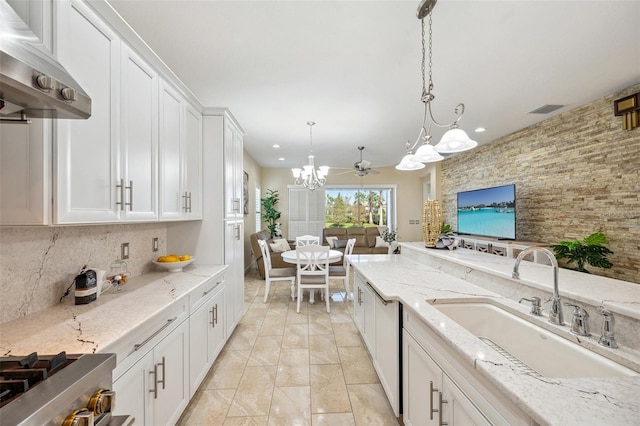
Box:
xmin=177 ymin=268 xmax=399 ymax=425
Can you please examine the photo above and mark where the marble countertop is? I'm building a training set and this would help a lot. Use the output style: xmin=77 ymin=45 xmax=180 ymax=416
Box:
xmin=347 ymin=251 xmax=640 ymax=426
xmin=0 ymin=264 xmax=227 ymax=356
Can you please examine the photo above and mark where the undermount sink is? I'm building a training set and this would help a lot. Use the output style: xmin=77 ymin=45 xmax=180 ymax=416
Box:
xmin=429 ymin=299 xmax=638 ymax=379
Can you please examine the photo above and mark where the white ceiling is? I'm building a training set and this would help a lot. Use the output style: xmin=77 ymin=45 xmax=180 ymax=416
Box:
xmin=108 ymin=0 xmax=640 ymax=170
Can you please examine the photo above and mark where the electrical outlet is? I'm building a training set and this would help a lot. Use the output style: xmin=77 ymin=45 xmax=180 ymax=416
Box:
xmin=152 ymin=237 xmax=159 ymax=252
xmin=121 ymin=242 xmax=130 ymax=259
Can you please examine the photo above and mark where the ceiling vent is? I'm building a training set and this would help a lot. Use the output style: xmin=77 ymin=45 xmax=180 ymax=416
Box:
xmin=529 ymin=104 xmax=565 ymax=114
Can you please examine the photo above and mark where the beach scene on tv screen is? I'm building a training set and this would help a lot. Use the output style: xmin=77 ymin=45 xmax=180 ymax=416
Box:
xmin=458 ymin=185 xmax=515 ymax=239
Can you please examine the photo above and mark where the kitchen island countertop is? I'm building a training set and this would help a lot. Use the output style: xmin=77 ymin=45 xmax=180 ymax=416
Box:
xmin=347 ymin=247 xmax=640 ymax=426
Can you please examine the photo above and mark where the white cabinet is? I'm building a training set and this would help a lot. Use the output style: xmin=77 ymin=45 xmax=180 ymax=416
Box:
xmin=353 ymin=273 xmax=375 ymax=353
xmin=189 ymin=275 xmax=225 ymax=397
xmin=183 ymin=104 xmax=203 ymax=219
xmin=403 ymin=330 xmax=489 ymax=426
xmin=402 ymin=309 xmax=530 ymax=425
xmin=113 ymin=318 xmax=189 ymax=426
xmin=0 ymin=120 xmax=51 ymax=225
xmin=353 ymin=272 xmax=400 ymax=416
xmin=225 ymin=220 xmax=244 ymax=335
xmin=223 ymin=119 xmax=244 ymax=219
xmin=159 ymin=81 xmax=202 ymax=221
xmin=54 ymin=0 xmax=121 ymax=224
xmin=119 ymin=44 xmax=159 ymax=221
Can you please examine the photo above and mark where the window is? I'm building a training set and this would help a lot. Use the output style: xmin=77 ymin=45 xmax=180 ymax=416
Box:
xmin=255 ymin=184 xmax=262 ymax=233
xmin=325 ymin=185 xmax=396 ymax=229
xmin=288 ymin=187 xmax=326 ymax=239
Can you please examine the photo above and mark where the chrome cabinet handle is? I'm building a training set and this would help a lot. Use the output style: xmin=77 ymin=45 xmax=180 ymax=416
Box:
xmin=150 ymin=366 xmax=158 ymax=399
xmin=157 ymin=356 xmax=166 ymax=390
xmin=209 ymin=307 xmax=215 ymax=327
xmin=235 ymin=225 xmax=241 ymax=240
xmin=357 ymin=288 xmax=362 ymax=305
xmin=438 ymin=392 xmax=448 ymax=426
xmin=214 ymin=303 xmax=218 ymax=326
xmin=134 ymin=317 xmax=177 ymax=351
xmin=182 ymin=192 xmax=189 ymax=212
xmin=116 ymin=179 xmax=125 ymax=211
xmin=125 ymin=180 xmax=133 ymax=210
xmin=430 ymin=381 xmax=438 ymax=420
xmin=187 ymin=192 xmax=192 ymax=212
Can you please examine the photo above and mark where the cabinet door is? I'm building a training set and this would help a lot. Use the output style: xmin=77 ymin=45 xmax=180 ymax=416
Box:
xmin=223 ymin=120 xmax=242 ymax=218
xmin=402 ymin=329 xmax=441 ymax=426
xmin=183 ymin=103 xmax=202 ymax=219
xmin=224 ymin=220 xmax=244 ymax=335
xmin=120 ymin=45 xmax=158 ymax=221
xmin=55 ymin=0 xmax=121 ymax=223
xmin=0 ymin=120 xmax=50 ymax=225
xmin=374 ymin=297 xmax=399 ymax=416
xmin=112 ymin=350 xmax=155 ymax=426
xmin=189 ymin=283 xmax=225 ymax=397
xmin=158 ymin=81 xmax=184 ymax=220
xmin=233 ymin=221 xmax=245 ymax=325
xmin=361 ymin=281 xmax=376 ymax=355
xmin=443 ymin=375 xmax=491 ymax=426
xmin=153 ymin=319 xmax=189 ymax=425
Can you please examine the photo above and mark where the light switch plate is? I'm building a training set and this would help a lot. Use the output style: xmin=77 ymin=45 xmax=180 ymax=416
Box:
xmin=121 ymin=242 xmax=130 ymax=259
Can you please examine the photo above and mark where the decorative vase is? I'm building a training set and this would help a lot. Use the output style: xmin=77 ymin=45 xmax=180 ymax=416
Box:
xmin=422 ymin=200 xmax=443 ymax=248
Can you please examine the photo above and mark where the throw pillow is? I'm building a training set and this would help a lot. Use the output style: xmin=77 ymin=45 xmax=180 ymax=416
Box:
xmin=375 ymin=236 xmax=389 ymax=248
xmin=334 ymin=240 xmax=348 ymax=249
xmin=269 ymin=238 xmax=291 ymax=253
xmin=325 ymin=236 xmax=338 ymax=248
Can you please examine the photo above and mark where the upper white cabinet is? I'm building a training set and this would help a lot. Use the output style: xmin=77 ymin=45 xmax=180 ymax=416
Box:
xmin=54 ymin=0 xmax=121 ymax=224
xmin=0 ymin=120 xmax=51 ymax=225
xmin=223 ymin=119 xmax=244 ymax=219
xmin=159 ymin=82 xmax=202 ymax=221
xmin=120 ymin=44 xmax=159 ymax=221
xmin=0 ymin=0 xmax=203 ymax=225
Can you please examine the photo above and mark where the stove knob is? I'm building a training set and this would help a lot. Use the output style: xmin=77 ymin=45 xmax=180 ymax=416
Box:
xmin=34 ymin=74 xmax=54 ymax=90
xmin=60 ymin=87 xmax=77 ymax=101
xmin=88 ymin=388 xmax=114 ymax=415
xmin=62 ymin=409 xmax=94 ymax=426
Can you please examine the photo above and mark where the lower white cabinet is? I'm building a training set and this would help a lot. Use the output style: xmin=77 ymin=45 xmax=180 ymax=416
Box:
xmin=189 ymin=276 xmax=226 ymax=397
xmin=113 ymin=318 xmax=189 ymax=426
xmin=402 ymin=309 xmax=531 ymax=426
xmin=403 ymin=329 xmax=489 ymax=426
xmin=353 ymin=272 xmax=400 ymax=416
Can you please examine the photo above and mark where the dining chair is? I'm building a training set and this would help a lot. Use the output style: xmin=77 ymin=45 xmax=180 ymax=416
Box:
xmin=257 ymin=239 xmax=297 ymax=302
xmin=295 ymin=235 xmax=320 ymax=247
xmin=296 ymin=245 xmax=331 ymax=313
xmin=329 ymin=238 xmax=356 ymax=300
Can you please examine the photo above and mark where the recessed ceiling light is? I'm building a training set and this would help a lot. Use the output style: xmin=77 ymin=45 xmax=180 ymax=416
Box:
xmin=474 ymin=127 xmax=486 ymax=133
xmin=278 ymin=157 xmax=285 ymax=161
xmin=272 ymin=144 xmax=280 ymax=148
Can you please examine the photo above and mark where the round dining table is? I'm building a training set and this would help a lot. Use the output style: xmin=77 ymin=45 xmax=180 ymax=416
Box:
xmin=281 ymin=249 xmax=343 ymax=303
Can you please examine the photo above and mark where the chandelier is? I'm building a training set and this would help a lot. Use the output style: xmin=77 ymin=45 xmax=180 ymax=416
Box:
xmin=292 ymin=121 xmax=329 ymax=191
xmin=396 ymin=0 xmax=477 ymax=171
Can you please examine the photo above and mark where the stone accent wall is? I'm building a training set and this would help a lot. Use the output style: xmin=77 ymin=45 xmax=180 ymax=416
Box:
xmin=441 ymin=83 xmax=640 ymax=284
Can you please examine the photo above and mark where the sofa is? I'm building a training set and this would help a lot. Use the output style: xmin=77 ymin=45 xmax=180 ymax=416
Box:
xmin=322 ymin=227 xmax=390 ymax=255
xmin=250 ymin=230 xmax=296 ymax=279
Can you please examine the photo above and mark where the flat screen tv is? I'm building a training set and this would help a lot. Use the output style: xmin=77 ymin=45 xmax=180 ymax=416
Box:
xmin=457 ymin=184 xmax=516 ymax=239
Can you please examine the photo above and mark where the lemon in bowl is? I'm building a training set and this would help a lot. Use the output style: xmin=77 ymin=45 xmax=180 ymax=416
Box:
xmin=153 ymin=254 xmax=195 ymax=272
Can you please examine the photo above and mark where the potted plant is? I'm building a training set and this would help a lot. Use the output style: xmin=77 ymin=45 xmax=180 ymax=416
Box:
xmin=550 ymin=232 xmax=613 ymax=273
xmin=260 ymin=189 xmax=282 ymax=238
xmin=381 ymin=228 xmax=398 ymax=254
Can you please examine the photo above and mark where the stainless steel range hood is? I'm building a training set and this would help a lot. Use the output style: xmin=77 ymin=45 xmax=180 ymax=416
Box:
xmin=0 ymin=0 xmax=91 ymax=121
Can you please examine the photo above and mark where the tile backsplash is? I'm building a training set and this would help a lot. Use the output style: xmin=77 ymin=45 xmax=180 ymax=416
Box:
xmin=0 ymin=223 xmax=167 ymax=323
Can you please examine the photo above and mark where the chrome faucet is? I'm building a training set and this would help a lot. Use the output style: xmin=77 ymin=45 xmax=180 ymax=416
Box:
xmin=512 ymin=246 xmax=563 ymax=326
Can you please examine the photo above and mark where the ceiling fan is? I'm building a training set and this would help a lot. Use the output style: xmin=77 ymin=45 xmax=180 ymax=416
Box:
xmin=352 ymin=146 xmax=380 ymax=176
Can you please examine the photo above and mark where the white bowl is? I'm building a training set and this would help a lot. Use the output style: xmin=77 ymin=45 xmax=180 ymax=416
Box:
xmin=152 ymin=258 xmax=195 ymax=272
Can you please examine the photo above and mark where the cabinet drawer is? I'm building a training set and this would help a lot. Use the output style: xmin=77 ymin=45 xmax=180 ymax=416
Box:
xmin=189 ymin=274 xmax=225 ymax=313
xmin=110 ymin=299 xmax=188 ymax=380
